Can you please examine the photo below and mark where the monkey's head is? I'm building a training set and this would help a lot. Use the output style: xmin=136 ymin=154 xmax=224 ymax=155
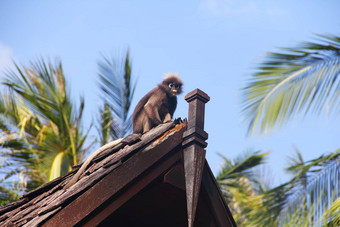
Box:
xmin=161 ymin=73 xmax=183 ymax=96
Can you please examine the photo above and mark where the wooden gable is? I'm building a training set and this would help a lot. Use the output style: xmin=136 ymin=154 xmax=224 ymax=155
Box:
xmin=0 ymin=89 xmax=236 ymax=227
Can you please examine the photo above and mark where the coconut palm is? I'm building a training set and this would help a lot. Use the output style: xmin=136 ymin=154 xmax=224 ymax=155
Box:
xmin=216 ymin=151 xmax=269 ymax=225
xmin=279 ymin=149 xmax=340 ymax=226
xmin=218 ymin=149 xmax=339 ymax=226
xmin=97 ymin=50 xmax=136 ymax=145
xmin=242 ymin=34 xmax=340 ymax=135
xmin=0 ymin=59 xmax=92 ymax=195
xmin=0 ymin=129 xmax=24 ymax=205
xmin=0 ymin=51 xmax=136 ymax=206
xmin=216 ymin=150 xmax=309 ymax=226
xmin=242 ymin=34 xmax=340 ymax=225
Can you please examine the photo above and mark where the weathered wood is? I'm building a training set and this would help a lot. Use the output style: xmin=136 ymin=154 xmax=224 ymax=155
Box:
xmin=16 ymin=123 xmax=175 ymax=225
xmin=83 ymin=148 xmax=183 ymax=227
xmin=26 ymin=123 xmax=177 ymax=225
xmin=1 ymin=181 xmax=66 ymax=226
xmin=73 ymin=132 xmax=140 ymax=170
xmin=120 ymin=133 xmax=142 ymax=145
xmin=42 ymin=123 xmax=186 ymax=227
xmin=0 ymin=197 xmax=28 ymax=216
xmin=164 ymin=164 xmax=186 ymax=190
xmin=37 ymin=162 xmax=119 ymax=217
xmin=201 ymin=162 xmax=237 ymax=227
xmin=184 ymin=89 xmax=210 ymax=131
xmin=0 ymin=111 xmax=236 ymax=227
xmin=183 ymin=145 xmax=206 ymax=227
xmin=71 ymin=133 xmax=141 ymax=172
xmin=23 ymin=207 xmax=62 ymax=227
xmin=182 ymin=89 xmax=210 ymax=227
xmin=24 ymin=171 xmax=73 ymax=199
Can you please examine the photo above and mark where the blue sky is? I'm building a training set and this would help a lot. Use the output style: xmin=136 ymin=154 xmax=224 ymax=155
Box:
xmin=1 ymin=0 xmax=339 ymax=185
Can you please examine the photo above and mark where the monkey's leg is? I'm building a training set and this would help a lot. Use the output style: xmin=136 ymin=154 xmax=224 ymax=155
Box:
xmin=143 ymin=118 xmax=153 ymax=133
xmin=144 ymin=101 xmax=162 ymax=125
xmin=163 ymin=113 xmax=172 ymax=123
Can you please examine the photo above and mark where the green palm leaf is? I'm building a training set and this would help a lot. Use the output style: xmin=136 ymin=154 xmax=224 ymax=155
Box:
xmin=0 ymin=186 xmax=20 ymax=206
xmin=216 ymin=151 xmax=269 ymax=225
xmin=49 ymin=152 xmax=70 ymax=181
xmin=323 ymin=197 xmax=340 ymax=226
xmin=281 ymin=149 xmax=340 ymax=226
xmin=0 ymin=59 xmax=92 ymax=194
xmin=97 ymin=50 xmax=136 ymax=142
xmin=216 ymin=151 xmax=268 ymax=183
xmin=242 ymin=34 xmax=340 ymax=135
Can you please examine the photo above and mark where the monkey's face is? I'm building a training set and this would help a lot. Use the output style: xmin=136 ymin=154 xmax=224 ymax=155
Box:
xmin=162 ymin=73 xmax=183 ymax=96
xmin=168 ymin=82 xmax=182 ymax=96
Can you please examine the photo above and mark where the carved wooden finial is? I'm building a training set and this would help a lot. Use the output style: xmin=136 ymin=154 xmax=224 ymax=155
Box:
xmin=182 ymin=89 xmax=210 ymax=227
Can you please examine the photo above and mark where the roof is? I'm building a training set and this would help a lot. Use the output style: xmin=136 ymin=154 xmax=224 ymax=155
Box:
xmin=0 ymin=89 xmax=236 ymax=227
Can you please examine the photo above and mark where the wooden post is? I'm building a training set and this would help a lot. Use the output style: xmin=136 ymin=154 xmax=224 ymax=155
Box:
xmin=182 ymin=89 xmax=210 ymax=227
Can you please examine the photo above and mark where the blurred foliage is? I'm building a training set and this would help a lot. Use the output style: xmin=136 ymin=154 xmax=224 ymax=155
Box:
xmin=242 ymin=34 xmax=340 ymax=135
xmin=323 ymin=197 xmax=340 ymax=226
xmin=0 ymin=52 xmax=136 ymax=206
xmin=97 ymin=50 xmax=136 ymax=145
xmin=218 ymin=149 xmax=340 ymax=226
xmin=0 ymin=59 xmax=92 ymax=203
xmin=235 ymin=33 xmax=340 ymax=226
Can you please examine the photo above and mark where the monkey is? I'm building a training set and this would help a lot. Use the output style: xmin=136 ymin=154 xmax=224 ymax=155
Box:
xmin=64 ymin=73 xmax=182 ymax=189
xmin=132 ymin=73 xmax=183 ymax=134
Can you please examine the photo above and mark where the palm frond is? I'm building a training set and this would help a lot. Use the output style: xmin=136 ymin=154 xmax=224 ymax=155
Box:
xmin=323 ymin=197 xmax=340 ymax=226
xmin=0 ymin=58 xmax=92 ymax=193
xmin=216 ymin=151 xmax=268 ymax=182
xmin=49 ymin=152 xmax=70 ymax=180
xmin=278 ymin=148 xmax=340 ymax=226
xmin=217 ymin=148 xmax=340 ymax=226
xmin=97 ymin=50 xmax=136 ymax=140
xmin=98 ymin=103 xmax=113 ymax=145
xmin=0 ymin=186 xmax=20 ymax=206
xmin=216 ymin=151 xmax=295 ymax=226
xmin=242 ymin=34 xmax=340 ymax=135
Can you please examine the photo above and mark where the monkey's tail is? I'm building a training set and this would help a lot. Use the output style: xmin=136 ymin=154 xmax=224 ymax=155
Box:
xmin=64 ymin=138 xmax=123 ymax=189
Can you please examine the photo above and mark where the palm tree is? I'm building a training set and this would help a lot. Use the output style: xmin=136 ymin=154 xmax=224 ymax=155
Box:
xmin=216 ymin=151 xmax=269 ymax=225
xmin=0 ymin=59 xmax=92 ymax=195
xmin=0 ymin=51 xmax=136 ymax=206
xmin=97 ymin=50 xmax=136 ymax=145
xmin=279 ymin=149 xmax=340 ymax=226
xmin=0 ymin=129 xmax=24 ymax=205
xmin=242 ymin=34 xmax=340 ymax=225
xmin=216 ymin=150 xmax=312 ymax=226
xmin=217 ymin=149 xmax=340 ymax=226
